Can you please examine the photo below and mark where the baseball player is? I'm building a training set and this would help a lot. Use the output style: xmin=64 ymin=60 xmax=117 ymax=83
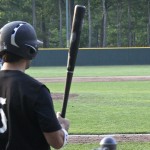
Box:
xmin=0 ymin=21 xmax=70 ymax=150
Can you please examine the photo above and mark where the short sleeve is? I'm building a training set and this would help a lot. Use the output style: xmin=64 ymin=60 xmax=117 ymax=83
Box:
xmin=34 ymin=86 xmax=61 ymax=132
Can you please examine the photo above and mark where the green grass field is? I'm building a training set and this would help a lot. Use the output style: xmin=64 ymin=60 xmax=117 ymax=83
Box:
xmin=26 ymin=65 xmax=150 ymax=150
xmin=51 ymin=81 xmax=150 ymax=134
xmin=62 ymin=142 xmax=150 ymax=150
xmin=26 ymin=65 xmax=150 ymax=77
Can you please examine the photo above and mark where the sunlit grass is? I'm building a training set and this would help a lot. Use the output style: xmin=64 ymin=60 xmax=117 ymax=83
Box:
xmin=27 ymin=66 xmax=150 ymax=149
xmin=26 ymin=65 xmax=150 ymax=77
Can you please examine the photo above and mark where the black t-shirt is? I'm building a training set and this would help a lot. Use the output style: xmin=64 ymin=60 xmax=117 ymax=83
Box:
xmin=0 ymin=70 xmax=61 ymax=150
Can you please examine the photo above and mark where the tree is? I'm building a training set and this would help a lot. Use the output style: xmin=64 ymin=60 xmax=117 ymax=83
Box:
xmin=147 ymin=0 xmax=150 ymax=46
xmin=32 ymin=0 xmax=36 ymax=29
xmin=101 ymin=0 xmax=107 ymax=47
xmin=116 ymin=0 xmax=123 ymax=47
xmin=88 ymin=0 xmax=92 ymax=47
xmin=127 ymin=0 xmax=132 ymax=46
xmin=58 ymin=0 xmax=63 ymax=47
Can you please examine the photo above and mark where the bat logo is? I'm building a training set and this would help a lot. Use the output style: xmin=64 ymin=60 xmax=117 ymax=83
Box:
xmin=70 ymin=32 xmax=76 ymax=44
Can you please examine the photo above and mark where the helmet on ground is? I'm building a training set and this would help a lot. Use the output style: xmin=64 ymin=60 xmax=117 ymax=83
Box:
xmin=0 ymin=21 xmax=42 ymax=60
xmin=100 ymin=136 xmax=117 ymax=150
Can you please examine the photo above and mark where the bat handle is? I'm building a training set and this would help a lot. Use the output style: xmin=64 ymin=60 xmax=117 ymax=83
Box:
xmin=61 ymin=71 xmax=73 ymax=118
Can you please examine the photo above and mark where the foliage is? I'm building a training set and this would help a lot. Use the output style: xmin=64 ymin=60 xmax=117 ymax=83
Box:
xmin=0 ymin=0 xmax=150 ymax=47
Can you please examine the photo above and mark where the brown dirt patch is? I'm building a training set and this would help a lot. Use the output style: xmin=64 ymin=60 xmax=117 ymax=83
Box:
xmin=51 ymin=93 xmax=78 ymax=100
xmin=68 ymin=134 xmax=150 ymax=143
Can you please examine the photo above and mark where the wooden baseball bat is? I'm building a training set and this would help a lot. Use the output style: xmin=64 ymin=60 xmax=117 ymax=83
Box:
xmin=61 ymin=5 xmax=86 ymax=118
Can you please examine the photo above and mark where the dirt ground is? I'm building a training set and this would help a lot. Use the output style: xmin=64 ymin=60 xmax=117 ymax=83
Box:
xmin=37 ymin=76 xmax=150 ymax=143
xmin=68 ymin=134 xmax=150 ymax=144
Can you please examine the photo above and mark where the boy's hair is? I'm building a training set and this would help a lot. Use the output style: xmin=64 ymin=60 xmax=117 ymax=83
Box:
xmin=2 ymin=52 xmax=24 ymax=63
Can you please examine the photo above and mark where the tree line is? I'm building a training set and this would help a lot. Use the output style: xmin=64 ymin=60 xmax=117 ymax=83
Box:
xmin=0 ymin=0 xmax=150 ymax=48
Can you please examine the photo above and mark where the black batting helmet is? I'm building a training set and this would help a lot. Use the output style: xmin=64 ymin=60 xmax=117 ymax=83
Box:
xmin=100 ymin=136 xmax=117 ymax=150
xmin=0 ymin=21 xmax=42 ymax=60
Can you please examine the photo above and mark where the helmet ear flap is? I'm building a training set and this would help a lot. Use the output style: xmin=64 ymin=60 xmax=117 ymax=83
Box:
xmin=29 ymin=48 xmax=36 ymax=55
xmin=21 ymin=44 xmax=38 ymax=59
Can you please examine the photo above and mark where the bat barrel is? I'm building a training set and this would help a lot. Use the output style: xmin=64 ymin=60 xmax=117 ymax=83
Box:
xmin=67 ymin=5 xmax=86 ymax=72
